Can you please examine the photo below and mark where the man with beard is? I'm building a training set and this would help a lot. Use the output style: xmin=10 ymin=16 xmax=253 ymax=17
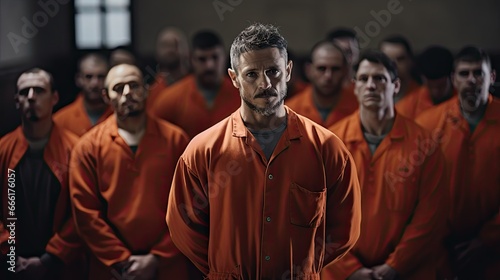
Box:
xmin=417 ymin=46 xmax=500 ymax=279
xmin=147 ymin=27 xmax=190 ymax=108
xmin=323 ymin=50 xmax=449 ymax=280
xmin=54 ymin=53 xmax=113 ymax=137
xmin=70 ymin=64 xmax=198 ymax=280
xmin=166 ymin=23 xmax=361 ymax=279
xmin=0 ymin=68 xmax=84 ymax=280
xmin=151 ymin=30 xmax=240 ymax=138
xmin=286 ymin=40 xmax=358 ymax=127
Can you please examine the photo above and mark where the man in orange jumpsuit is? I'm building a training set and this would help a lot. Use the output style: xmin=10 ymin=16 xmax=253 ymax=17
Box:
xmin=323 ymin=50 xmax=449 ymax=280
xmin=380 ymin=36 xmax=423 ymax=104
xmin=147 ymin=27 xmax=190 ymax=108
xmin=326 ymin=28 xmax=360 ymax=82
xmin=396 ymin=46 xmax=456 ymax=120
xmin=53 ymin=53 xmax=113 ymax=137
xmin=70 ymin=64 xmax=197 ymax=280
xmin=151 ymin=30 xmax=241 ymax=138
xmin=416 ymin=46 xmax=500 ymax=279
xmin=167 ymin=23 xmax=362 ymax=279
xmin=286 ymin=40 xmax=358 ymax=127
xmin=0 ymin=68 xmax=83 ymax=279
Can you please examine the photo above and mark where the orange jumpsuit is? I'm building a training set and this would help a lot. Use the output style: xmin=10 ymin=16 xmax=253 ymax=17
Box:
xmin=146 ymin=73 xmax=169 ymax=110
xmin=53 ymin=94 xmax=113 ymax=137
xmin=0 ymin=124 xmax=84 ymax=279
xmin=416 ymin=95 xmax=500 ymax=279
xmin=286 ymin=85 xmax=358 ymax=127
xmin=167 ymin=106 xmax=362 ymax=279
xmin=70 ymin=114 xmax=196 ymax=280
xmin=150 ymin=75 xmax=241 ymax=138
xmin=396 ymin=87 xmax=457 ymax=120
xmin=323 ymin=112 xmax=449 ymax=279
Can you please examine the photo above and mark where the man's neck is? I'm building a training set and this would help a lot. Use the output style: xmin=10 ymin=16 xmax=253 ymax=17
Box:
xmin=83 ymin=97 xmax=108 ymax=113
xmin=312 ymin=87 xmax=342 ymax=110
xmin=22 ymin=117 xmax=53 ymax=141
xmin=159 ymin=66 xmax=188 ymax=84
xmin=240 ymin=106 xmax=287 ymax=131
xmin=460 ymin=97 xmax=488 ymax=120
xmin=116 ymin=112 xmax=147 ymax=134
xmin=359 ymin=106 xmax=395 ymax=136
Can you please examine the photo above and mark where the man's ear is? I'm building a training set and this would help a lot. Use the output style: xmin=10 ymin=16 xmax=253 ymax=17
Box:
xmin=393 ymin=78 xmax=401 ymax=96
xmin=52 ymin=90 xmax=60 ymax=107
xmin=75 ymin=73 xmax=82 ymax=88
xmin=228 ymin=68 xmax=240 ymax=89
xmin=286 ymin=60 xmax=293 ymax=82
xmin=101 ymin=88 xmax=111 ymax=104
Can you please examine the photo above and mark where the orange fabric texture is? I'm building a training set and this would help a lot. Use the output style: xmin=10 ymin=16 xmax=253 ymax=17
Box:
xmin=286 ymin=85 xmax=358 ymax=127
xmin=167 ymin=107 xmax=362 ymax=279
xmin=70 ymin=114 xmax=194 ymax=279
xmin=53 ymin=94 xmax=113 ymax=137
xmin=146 ymin=73 xmax=169 ymax=110
xmin=416 ymin=95 xmax=500 ymax=278
xmin=396 ymin=87 xmax=457 ymax=120
xmin=323 ymin=112 xmax=449 ymax=279
xmin=151 ymin=75 xmax=241 ymax=138
xmin=0 ymin=124 xmax=84 ymax=278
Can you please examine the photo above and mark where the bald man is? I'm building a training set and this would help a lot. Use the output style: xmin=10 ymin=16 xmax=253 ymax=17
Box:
xmin=54 ymin=53 xmax=113 ymax=136
xmin=148 ymin=27 xmax=190 ymax=108
xmin=70 ymin=64 xmax=198 ymax=280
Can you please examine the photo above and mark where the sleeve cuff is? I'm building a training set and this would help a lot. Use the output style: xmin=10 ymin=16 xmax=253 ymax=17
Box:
xmin=40 ymin=252 xmax=64 ymax=269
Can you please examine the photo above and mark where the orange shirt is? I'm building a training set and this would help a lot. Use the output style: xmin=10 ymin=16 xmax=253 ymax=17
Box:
xmin=416 ymin=96 xmax=500 ymax=250
xmin=396 ymin=87 xmax=457 ymax=120
xmin=324 ymin=112 xmax=449 ymax=280
xmin=70 ymin=115 xmax=193 ymax=279
xmin=0 ymin=124 xmax=83 ymax=264
xmin=286 ymin=85 xmax=358 ymax=127
xmin=150 ymin=74 xmax=241 ymax=138
xmin=53 ymin=94 xmax=113 ymax=137
xmin=167 ymin=106 xmax=362 ymax=279
xmin=146 ymin=73 xmax=169 ymax=110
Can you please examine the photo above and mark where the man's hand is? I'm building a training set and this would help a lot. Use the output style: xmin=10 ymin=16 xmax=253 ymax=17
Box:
xmin=348 ymin=267 xmax=375 ymax=280
xmin=454 ymin=238 xmax=485 ymax=273
xmin=125 ymin=254 xmax=159 ymax=280
xmin=16 ymin=257 xmax=48 ymax=280
xmin=371 ymin=264 xmax=397 ymax=280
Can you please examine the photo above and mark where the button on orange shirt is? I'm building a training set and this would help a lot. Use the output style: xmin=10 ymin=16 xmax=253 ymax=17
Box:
xmin=70 ymin=114 xmax=194 ymax=279
xmin=286 ymin=85 xmax=358 ymax=128
xmin=396 ymin=86 xmax=457 ymax=120
xmin=324 ymin=112 xmax=449 ymax=280
xmin=53 ymin=94 xmax=113 ymax=137
xmin=150 ymin=74 xmax=241 ymax=138
xmin=0 ymin=124 xmax=83 ymax=266
xmin=416 ymin=96 xmax=500 ymax=253
xmin=167 ymin=106 xmax=361 ymax=279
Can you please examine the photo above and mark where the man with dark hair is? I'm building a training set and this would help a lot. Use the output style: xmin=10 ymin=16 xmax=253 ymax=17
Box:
xmin=380 ymin=35 xmax=422 ymax=103
xmin=70 ymin=64 xmax=197 ymax=280
xmin=417 ymin=46 xmax=500 ymax=279
xmin=286 ymin=40 xmax=358 ymax=127
xmin=167 ymin=23 xmax=361 ymax=279
xmin=326 ymin=27 xmax=360 ymax=68
xmin=324 ymin=50 xmax=449 ymax=280
xmin=109 ymin=45 xmax=137 ymax=67
xmin=54 ymin=53 xmax=113 ymax=137
xmin=397 ymin=45 xmax=456 ymax=119
xmin=147 ymin=27 xmax=190 ymax=108
xmin=0 ymin=68 xmax=84 ymax=280
xmin=151 ymin=30 xmax=240 ymax=138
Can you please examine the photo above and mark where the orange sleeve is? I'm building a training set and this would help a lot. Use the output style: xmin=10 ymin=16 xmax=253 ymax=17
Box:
xmin=150 ymin=88 xmax=178 ymax=122
xmin=166 ymin=156 xmax=209 ymax=275
xmin=323 ymin=144 xmax=362 ymax=266
xmin=386 ymin=145 xmax=449 ymax=275
xmin=323 ymin=252 xmax=363 ymax=279
xmin=46 ymin=217 xmax=84 ymax=263
xmin=69 ymin=139 xmax=131 ymax=267
xmin=479 ymin=208 xmax=500 ymax=252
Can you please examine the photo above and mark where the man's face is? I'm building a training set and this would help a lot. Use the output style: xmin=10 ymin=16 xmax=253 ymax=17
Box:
xmin=156 ymin=31 xmax=187 ymax=69
xmin=307 ymin=46 xmax=347 ymax=97
xmin=104 ymin=65 xmax=147 ymax=119
xmin=380 ymin=43 xmax=412 ymax=80
xmin=453 ymin=60 xmax=495 ymax=111
xmin=77 ymin=59 xmax=108 ymax=104
xmin=16 ymin=72 xmax=58 ymax=122
xmin=333 ymin=37 xmax=359 ymax=66
xmin=228 ymin=48 xmax=292 ymax=116
xmin=354 ymin=60 xmax=400 ymax=110
xmin=425 ymin=76 xmax=452 ymax=101
xmin=191 ymin=46 xmax=226 ymax=89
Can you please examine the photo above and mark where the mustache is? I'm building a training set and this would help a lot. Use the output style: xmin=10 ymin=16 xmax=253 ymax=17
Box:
xmin=255 ymin=89 xmax=278 ymax=98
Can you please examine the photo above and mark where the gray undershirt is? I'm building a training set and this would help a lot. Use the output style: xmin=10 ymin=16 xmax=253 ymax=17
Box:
xmin=363 ymin=132 xmax=386 ymax=154
xmin=86 ymin=108 xmax=106 ymax=125
xmin=462 ymin=104 xmax=487 ymax=133
xmin=248 ymin=120 xmax=287 ymax=161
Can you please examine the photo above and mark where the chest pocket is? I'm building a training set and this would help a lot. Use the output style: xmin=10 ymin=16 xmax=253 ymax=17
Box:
xmin=290 ymin=183 xmax=326 ymax=228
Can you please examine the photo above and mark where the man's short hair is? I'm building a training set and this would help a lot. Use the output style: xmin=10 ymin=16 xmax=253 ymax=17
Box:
xmin=229 ymin=23 xmax=288 ymax=72
xmin=417 ymin=46 xmax=453 ymax=80
xmin=326 ymin=27 xmax=357 ymax=42
xmin=16 ymin=67 xmax=56 ymax=93
xmin=191 ymin=30 xmax=224 ymax=50
xmin=454 ymin=46 xmax=491 ymax=70
xmin=380 ymin=35 xmax=414 ymax=58
xmin=308 ymin=39 xmax=348 ymax=66
xmin=77 ymin=53 xmax=109 ymax=73
xmin=354 ymin=50 xmax=398 ymax=82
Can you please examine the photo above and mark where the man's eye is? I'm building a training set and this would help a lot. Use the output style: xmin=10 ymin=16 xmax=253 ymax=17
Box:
xmin=266 ymin=69 xmax=279 ymax=76
xmin=246 ymin=72 xmax=257 ymax=78
xmin=18 ymin=88 xmax=30 ymax=96
xmin=113 ymin=85 xmax=125 ymax=93
xmin=357 ymin=76 xmax=368 ymax=82
xmin=317 ymin=67 xmax=326 ymax=72
xmin=458 ymin=71 xmax=469 ymax=77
